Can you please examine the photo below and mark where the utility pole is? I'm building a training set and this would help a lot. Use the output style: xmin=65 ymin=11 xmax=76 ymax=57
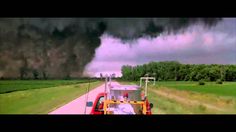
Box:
xmin=145 ymin=77 xmax=148 ymax=97
xmin=104 ymin=74 xmax=108 ymax=100
xmin=140 ymin=76 xmax=156 ymax=97
xmin=84 ymin=78 xmax=90 ymax=114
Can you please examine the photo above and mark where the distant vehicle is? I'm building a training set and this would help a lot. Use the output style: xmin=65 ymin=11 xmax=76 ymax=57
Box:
xmin=86 ymin=76 xmax=154 ymax=115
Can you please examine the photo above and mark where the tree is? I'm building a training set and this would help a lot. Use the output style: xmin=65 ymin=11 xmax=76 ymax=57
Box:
xmin=19 ymin=55 xmax=29 ymax=80
xmin=225 ymin=65 xmax=236 ymax=81
xmin=20 ymin=67 xmax=28 ymax=80
xmin=100 ymin=73 xmax=103 ymax=80
xmin=42 ymin=70 xmax=48 ymax=80
xmin=32 ymin=69 xmax=39 ymax=80
xmin=208 ymin=66 xmax=221 ymax=81
xmin=121 ymin=65 xmax=133 ymax=80
xmin=121 ymin=61 xmax=236 ymax=82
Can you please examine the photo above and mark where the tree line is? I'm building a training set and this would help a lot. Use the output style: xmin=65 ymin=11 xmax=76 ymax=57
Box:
xmin=121 ymin=61 xmax=236 ymax=81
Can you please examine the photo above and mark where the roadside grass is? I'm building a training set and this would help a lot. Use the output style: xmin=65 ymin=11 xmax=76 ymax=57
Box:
xmin=149 ymin=87 xmax=236 ymax=114
xmin=156 ymin=81 xmax=236 ymax=98
xmin=0 ymin=81 xmax=102 ymax=114
xmin=0 ymin=80 xmax=94 ymax=94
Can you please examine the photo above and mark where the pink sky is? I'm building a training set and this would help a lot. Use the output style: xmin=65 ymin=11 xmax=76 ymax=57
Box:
xmin=84 ymin=18 xmax=236 ymax=77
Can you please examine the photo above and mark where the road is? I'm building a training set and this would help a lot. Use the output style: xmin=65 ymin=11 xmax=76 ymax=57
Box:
xmin=49 ymin=81 xmax=120 ymax=114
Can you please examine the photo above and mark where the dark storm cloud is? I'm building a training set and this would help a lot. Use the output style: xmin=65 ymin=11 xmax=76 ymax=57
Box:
xmin=0 ymin=18 xmax=221 ymax=78
xmin=85 ymin=18 xmax=236 ymax=77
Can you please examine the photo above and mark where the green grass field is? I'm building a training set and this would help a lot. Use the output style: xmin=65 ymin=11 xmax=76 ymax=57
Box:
xmin=149 ymin=90 xmax=197 ymax=114
xmin=0 ymin=80 xmax=94 ymax=94
xmin=0 ymin=81 xmax=102 ymax=114
xmin=119 ymin=81 xmax=236 ymax=114
xmin=155 ymin=81 xmax=236 ymax=98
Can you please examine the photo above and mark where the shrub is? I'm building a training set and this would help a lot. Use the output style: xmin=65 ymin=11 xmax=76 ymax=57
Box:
xmin=216 ymin=79 xmax=223 ymax=84
xmin=199 ymin=80 xmax=205 ymax=85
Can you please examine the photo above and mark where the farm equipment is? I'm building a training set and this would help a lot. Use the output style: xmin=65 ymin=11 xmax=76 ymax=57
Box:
xmin=86 ymin=75 xmax=154 ymax=115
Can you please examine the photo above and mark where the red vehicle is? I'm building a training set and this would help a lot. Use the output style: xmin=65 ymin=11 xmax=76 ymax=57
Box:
xmin=88 ymin=92 xmax=106 ymax=115
xmin=87 ymin=84 xmax=153 ymax=115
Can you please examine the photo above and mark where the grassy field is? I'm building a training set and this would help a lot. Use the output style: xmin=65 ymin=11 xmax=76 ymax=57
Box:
xmin=119 ymin=81 xmax=236 ymax=114
xmin=0 ymin=81 xmax=102 ymax=114
xmin=0 ymin=80 xmax=94 ymax=94
xmin=156 ymin=81 xmax=236 ymax=98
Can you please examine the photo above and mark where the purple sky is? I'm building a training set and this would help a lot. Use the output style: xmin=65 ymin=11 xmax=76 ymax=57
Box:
xmin=84 ymin=18 xmax=236 ymax=77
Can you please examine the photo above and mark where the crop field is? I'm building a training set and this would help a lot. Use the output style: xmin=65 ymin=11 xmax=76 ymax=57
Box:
xmin=155 ymin=81 xmax=236 ymax=98
xmin=119 ymin=81 xmax=236 ymax=114
xmin=0 ymin=80 xmax=102 ymax=114
xmin=0 ymin=80 xmax=94 ymax=94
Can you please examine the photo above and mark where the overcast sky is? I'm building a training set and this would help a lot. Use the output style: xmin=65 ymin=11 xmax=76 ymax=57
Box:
xmin=84 ymin=18 xmax=236 ymax=77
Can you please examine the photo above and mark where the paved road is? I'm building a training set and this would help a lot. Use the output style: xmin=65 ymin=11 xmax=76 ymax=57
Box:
xmin=49 ymin=81 xmax=120 ymax=114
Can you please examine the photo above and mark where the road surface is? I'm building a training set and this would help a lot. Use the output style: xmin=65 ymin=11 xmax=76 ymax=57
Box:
xmin=49 ymin=81 xmax=120 ymax=114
